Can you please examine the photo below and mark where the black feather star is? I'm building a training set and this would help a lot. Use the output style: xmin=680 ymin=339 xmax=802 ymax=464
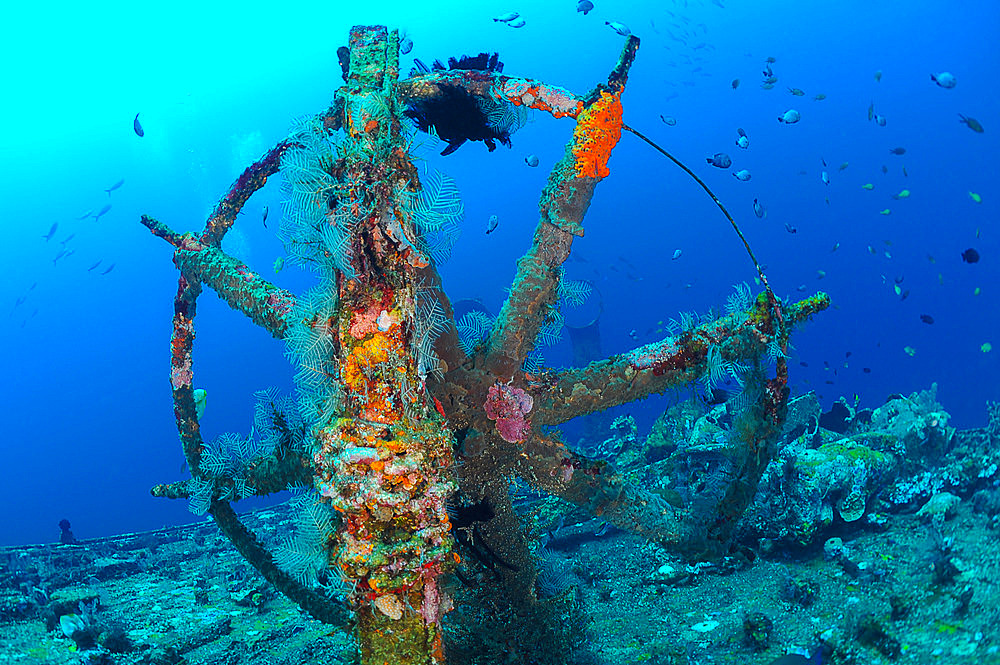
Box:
xmin=404 ymin=53 xmax=524 ymax=156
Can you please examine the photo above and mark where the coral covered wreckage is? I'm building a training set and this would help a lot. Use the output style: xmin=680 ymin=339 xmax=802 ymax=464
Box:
xmin=140 ymin=25 xmax=829 ymax=665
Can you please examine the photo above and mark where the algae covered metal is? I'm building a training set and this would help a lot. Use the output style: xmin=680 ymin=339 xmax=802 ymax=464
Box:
xmin=141 ymin=25 xmax=828 ymax=663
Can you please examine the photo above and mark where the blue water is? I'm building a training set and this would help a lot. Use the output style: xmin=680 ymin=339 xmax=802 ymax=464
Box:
xmin=2 ymin=0 xmax=997 ymax=546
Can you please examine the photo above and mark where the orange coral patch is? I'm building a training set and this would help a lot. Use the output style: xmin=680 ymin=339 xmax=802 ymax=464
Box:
xmin=342 ymin=333 xmax=394 ymax=391
xmin=571 ymin=90 xmax=623 ymax=179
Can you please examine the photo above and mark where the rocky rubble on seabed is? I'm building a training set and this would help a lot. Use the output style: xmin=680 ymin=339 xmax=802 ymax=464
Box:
xmin=1 ymin=386 xmax=999 ymax=664
xmin=0 ymin=511 xmax=357 ymax=665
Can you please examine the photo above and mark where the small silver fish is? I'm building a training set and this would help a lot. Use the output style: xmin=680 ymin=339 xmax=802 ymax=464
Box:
xmin=732 ymin=169 xmax=751 ymax=181
xmin=262 ymin=205 xmax=269 ymax=228
xmin=524 ymin=154 xmax=539 ymax=167
xmin=508 ymin=18 xmax=526 ymax=28
xmin=105 ymin=178 xmax=124 ymax=196
xmin=486 ymin=214 xmax=499 ymax=235
xmin=777 ymin=109 xmax=800 ymax=124
xmin=87 ymin=260 xmax=102 ymax=272
xmin=493 ymin=11 xmax=519 ymax=22
xmin=821 ymin=171 xmax=830 ymax=185
xmin=400 ymin=36 xmax=414 ymax=55
xmin=874 ymin=114 xmax=887 ymax=127
xmin=930 ymin=71 xmax=956 ymax=89
xmin=785 ymin=223 xmax=797 ymax=233
xmin=706 ymin=152 xmax=732 ymax=168
xmin=76 ymin=210 xmax=93 ymax=220
xmin=605 ymin=21 xmax=630 ymax=36
xmin=42 ymin=223 xmax=58 ymax=241
xmin=100 ymin=263 xmax=116 ymax=275
xmin=576 ymin=0 xmax=594 ymax=15
xmin=659 ymin=115 xmax=677 ymax=126
xmin=671 ymin=249 xmax=682 ymax=260
xmin=753 ymin=199 xmax=766 ymax=219
xmin=133 ymin=112 xmax=144 ymax=137
xmin=735 ymin=127 xmax=749 ymax=149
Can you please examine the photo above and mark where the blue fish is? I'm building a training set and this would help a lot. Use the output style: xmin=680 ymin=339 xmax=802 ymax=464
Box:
xmin=93 ymin=204 xmax=112 ymax=221
xmin=605 ymin=21 xmax=630 ymax=36
xmin=42 ymin=223 xmax=58 ymax=241
xmin=753 ymin=198 xmax=766 ymax=219
xmin=930 ymin=71 xmax=956 ymax=89
xmin=735 ymin=127 xmax=749 ymax=149
xmin=706 ymin=152 xmax=732 ymax=168
xmin=134 ymin=112 xmax=144 ymax=137
xmin=105 ymin=178 xmax=125 ymax=196
xmin=52 ymin=247 xmax=73 ymax=266
xmin=778 ymin=109 xmax=801 ymax=124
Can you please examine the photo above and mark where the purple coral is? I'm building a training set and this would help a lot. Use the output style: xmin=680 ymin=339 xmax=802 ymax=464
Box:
xmin=485 ymin=383 xmax=534 ymax=443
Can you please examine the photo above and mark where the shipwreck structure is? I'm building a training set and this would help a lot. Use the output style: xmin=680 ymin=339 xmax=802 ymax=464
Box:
xmin=141 ymin=25 xmax=828 ymax=665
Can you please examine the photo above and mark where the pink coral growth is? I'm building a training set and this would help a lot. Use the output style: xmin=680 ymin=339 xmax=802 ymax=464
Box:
xmin=484 ymin=383 xmax=534 ymax=443
xmin=349 ymin=305 xmax=382 ymax=338
xmin=170 ymin=357 xmax=193 ymax=390
xmin=267 ymin=291 xmax=294 ymax=318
